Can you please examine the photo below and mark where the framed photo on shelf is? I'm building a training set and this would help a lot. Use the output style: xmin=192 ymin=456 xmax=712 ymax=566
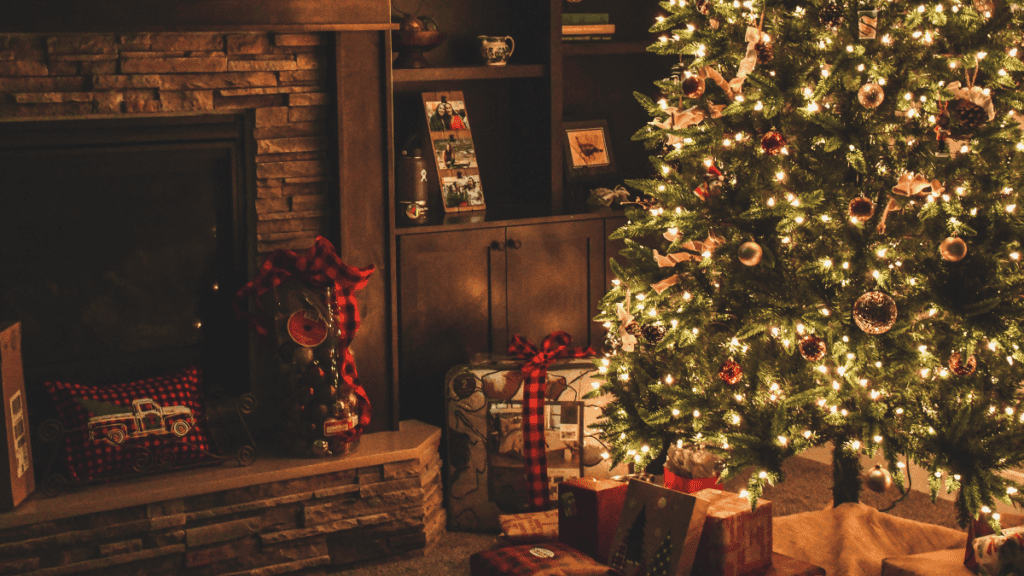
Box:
xmin=563 ymin=120 xmax=616 ymax=182
xmin=422 ymin=91 xmax=485 ymax=213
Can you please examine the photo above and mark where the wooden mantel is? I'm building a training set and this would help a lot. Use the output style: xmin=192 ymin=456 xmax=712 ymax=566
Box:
xmin=0 ymin=0 xmax=397 ymax=33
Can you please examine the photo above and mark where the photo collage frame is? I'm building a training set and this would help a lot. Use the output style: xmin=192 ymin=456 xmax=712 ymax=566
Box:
xmin=422 ymin=91 xmax=485 ymax=212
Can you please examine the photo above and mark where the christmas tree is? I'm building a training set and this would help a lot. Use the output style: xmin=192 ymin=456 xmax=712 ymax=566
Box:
xmin=593 ymin=0 xmax=1024 ymax=525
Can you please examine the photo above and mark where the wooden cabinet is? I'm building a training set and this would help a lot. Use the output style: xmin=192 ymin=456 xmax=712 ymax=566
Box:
xmin=397 ymin=218 xmax=606 ymax=426
xmin=386 ymin=2 xmax=666 ymax=426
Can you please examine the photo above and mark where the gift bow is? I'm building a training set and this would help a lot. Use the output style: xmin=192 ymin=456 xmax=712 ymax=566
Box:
xmin=879 ymin=172 xmax=946 ymax=234
xmin=508 ymin=332 xmax=596 ymax=510
xmin=651 ymin=230 xmax=723 ymax=294
xmin=235 ymin=236 xmax=376 ymax=427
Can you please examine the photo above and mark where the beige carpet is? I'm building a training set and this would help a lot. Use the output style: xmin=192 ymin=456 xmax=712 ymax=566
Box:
xmin=330 ymin=456 xmax=964 ymax=575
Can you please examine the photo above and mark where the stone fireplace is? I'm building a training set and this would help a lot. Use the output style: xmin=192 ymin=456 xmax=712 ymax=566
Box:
xmin=0 ymin=28 xmax=438 ymax=575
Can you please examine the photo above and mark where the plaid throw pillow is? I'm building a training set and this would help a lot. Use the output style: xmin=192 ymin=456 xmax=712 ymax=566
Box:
xmin=43 ymin=366 xmax=218 ymax=482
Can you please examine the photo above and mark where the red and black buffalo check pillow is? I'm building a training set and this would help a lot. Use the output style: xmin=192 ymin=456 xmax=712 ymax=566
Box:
xmin=43 ymin=366 xmax=218 ymax=482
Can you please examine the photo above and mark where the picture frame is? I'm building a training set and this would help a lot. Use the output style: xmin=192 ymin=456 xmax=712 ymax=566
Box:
xmin=563 ymin=119 xmax=616 ymax=182
xmin=422 ymin=91 xmax=486 ymax=213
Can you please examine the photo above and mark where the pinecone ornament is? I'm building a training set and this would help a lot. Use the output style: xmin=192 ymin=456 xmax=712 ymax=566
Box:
xmin=755 ymin=41 xmax=773 ymax=65
xmin=950 ymin=99 xmax=988 ymax=138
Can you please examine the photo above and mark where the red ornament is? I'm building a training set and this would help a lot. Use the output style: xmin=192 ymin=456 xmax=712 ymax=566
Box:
xmin=718 ymin=359 xmax=743 ymax=385
xmin=949 ymin=352 xmax=977 ymax=376
xmin=760 ymin=131 xmax=786 ymax=155
xmin=681 ymin=75 xmax=706 ymax=98
xmin=799 ymin=336 xmax=827 ymax=361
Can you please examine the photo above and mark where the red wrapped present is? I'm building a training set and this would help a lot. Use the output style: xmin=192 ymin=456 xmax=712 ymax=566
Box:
xmin=665 ymin=468 xmax=723 ymax=493
xmin=558 ymin=478 xmax=628 ymax=561
xmin=470 ymin=542 xmax=615 ymax=576
xmin=664 ymin=442 xmax=724 ymax=494
xmin=691 ymin=488 xmax=773 ymax=576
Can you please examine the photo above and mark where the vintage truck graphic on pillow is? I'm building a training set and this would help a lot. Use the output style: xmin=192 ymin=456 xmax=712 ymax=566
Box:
xmin=76 ymin=398 xmax=195 ymax=446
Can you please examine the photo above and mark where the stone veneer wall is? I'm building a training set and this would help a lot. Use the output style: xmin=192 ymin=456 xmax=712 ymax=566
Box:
xmin=0 ymin=32 xmax=336 ymax=255
xmin=0 ymin=446 xmax=444 ymax=576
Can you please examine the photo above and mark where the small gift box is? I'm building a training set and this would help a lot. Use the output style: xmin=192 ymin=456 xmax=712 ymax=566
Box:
xmin=607 ymin=479 xmax=710 ymax=576
xmin=470 ymin=542 xmax=615 ymax=576
xmin=972 ymin=525 xmax=1024 ymax=576
xmin=499 ymin=509 xmax=559 ymax=545
xmin=558 ymin=477 xmax=628 ymax=561
xmin=664 ymin=443 xmax=723 ymax=493
xmin=690 ymin=488 xmax=773 ymax=576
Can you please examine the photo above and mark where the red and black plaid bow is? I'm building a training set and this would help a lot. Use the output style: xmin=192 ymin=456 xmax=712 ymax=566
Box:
xmin=508 ymin=331 xmax=596 ymax=510
xmin=235 ymin=236 xmax=375 ymax=427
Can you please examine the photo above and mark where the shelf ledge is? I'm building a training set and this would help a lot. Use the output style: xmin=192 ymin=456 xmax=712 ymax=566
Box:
xmin=393 ymin=64 xmax=546 ymax=83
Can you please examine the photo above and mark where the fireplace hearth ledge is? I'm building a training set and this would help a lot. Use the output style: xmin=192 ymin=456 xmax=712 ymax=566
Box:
xmin=1 ymin=419 xmax=439 ymax=529
xmin=0 ymin=420 xmax=444 ymax=575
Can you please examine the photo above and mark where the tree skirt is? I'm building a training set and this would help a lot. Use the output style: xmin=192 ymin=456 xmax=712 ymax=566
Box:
xmin=773 ymin=502 xmax=966 ymax=576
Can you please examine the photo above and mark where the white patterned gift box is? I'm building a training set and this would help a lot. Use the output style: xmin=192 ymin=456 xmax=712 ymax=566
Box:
xmin=445 ymin=357 xmax=627 ymax=531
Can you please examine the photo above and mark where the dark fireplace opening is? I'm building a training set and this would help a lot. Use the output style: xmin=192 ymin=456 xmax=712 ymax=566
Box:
xmin=0 ymin=114 xmax=256 ymax=437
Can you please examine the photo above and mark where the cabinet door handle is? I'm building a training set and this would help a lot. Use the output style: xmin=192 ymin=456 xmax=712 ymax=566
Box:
xmin=506 ymin=239 xmax=522 ymax=250
xmin=490 ymin=240 xmax=505 ymax=251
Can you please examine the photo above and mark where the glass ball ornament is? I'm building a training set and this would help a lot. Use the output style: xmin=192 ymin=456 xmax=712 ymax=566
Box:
xmin=865 ymin=464 xmax=893 ymax=493
xmin=853 ymin=291 xmax=898 ymax=335
xmin=799 ymin=335 xmax=827 ymax=361
xmin=760 ymin=131 xmax=786 ymax=155
xmin=848 ymin=197 xmax=876 ymax=222
xmin=949 ymin=352 xmax=977 ymax=376
xmin=857 ymin=83 xmax=885 ymax=109
xmin=819 ymin=0 xmax=844 ymax=28
xmin=738 ymin=241 xmax=763 ymax=266
xmin=973 ymin=0 xmax=995 ymax=14
xmin=641 ymin=324 xmax=667 ymax=344
xmin=718 ymin=358 xmax=743 ymax=385
xmin=681 ymin=75 xmax=706 ymax=98
xmin=940 ymin=237 xmax=968 ymax=262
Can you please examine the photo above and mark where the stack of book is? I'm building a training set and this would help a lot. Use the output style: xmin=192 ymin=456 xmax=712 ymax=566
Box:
xmin=562 ymin=13 xmax=614 ymax=42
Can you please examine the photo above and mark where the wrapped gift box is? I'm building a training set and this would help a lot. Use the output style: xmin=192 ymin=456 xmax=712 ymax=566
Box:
xmin=607 ymin=479 xmax=709 ymax=576
xmin=470 ymin=542 xmax=615 ymax=576
xmin=446 ymin=358 xmax=627 ymax=531
xmin=690 ymin=488 xmax=773 ymax=576
xmin=558 ymin=477 xmax=628 ymax=561
xmin=498 ymin=509 xmax=559 ymax=545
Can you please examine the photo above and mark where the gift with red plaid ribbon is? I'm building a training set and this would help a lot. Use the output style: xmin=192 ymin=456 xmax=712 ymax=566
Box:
xmin=507 ymin=331 xmax=595 ymax=511
xmin=235 ymin=236 xmax=375 ymax=430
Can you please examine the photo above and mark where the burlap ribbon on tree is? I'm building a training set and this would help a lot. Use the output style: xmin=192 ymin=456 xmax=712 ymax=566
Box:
xmin=235 ymin=236 xmax=375 ymax=428
xmin=508 ymin=332 xmax=596 ymax=510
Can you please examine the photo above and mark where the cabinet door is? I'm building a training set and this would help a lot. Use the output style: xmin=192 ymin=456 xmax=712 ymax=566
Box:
xmin=504 ymin=220 xmax=605 ymax=350
xmin=397 ymin=228 xmax=506 ymax=426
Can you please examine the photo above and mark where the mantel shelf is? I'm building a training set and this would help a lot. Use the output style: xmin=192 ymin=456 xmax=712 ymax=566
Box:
xmin=562 ymin=40 xmax=652 ymax=56
xmin=393 ymin=64 xmax=547 ymax=84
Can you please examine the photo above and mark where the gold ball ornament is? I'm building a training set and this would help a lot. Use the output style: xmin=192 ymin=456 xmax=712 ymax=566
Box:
xmin=738 ymin=242 xmax=763 ymax=266
xmin=973 ymin=0 xmax=995 ymax=14
xmin=681 ymin=75 xmax=706 ymax=99
xmin=760 ymin=131 xmax=786 ymax=155
xmin=848 ymin=197 xmax=876 ymax=222
xmin=858 ymin=83 xmax=885 ymax=109
xmin=853 ymin=291 xmax=898 ymax=335
xmin=718 ymin=358 xmax=743 ymax=386
xmin=940 ymin=237 xmax=968 ymax=262
xmin=865 ymin=464 xmax=893 ymax=493
xmin=799 ymin=336 xmax=827 ymax=361
xmin=949 ymin=352 xmax=977 ymax=376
